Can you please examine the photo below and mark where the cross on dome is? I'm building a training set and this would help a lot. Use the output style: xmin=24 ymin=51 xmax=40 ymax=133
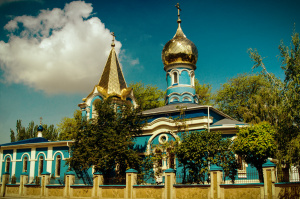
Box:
xmin=175 ymin=3 xmax=181 ymax=23
xmin=111 ymin=32 xmax=115 ymax=47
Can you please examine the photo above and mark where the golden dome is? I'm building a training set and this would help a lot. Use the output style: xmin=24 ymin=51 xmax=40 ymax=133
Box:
xmin=162 ymin=19 xmax=198 ymax=67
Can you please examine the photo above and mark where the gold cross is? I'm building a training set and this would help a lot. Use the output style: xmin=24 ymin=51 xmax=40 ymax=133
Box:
xmin=111 ymin=32 xmax=115 ymax=47
xmin=40 ymin=117 xmax=43 ymax=125
xmin=175 ymin=3 xmax=181 ymax=21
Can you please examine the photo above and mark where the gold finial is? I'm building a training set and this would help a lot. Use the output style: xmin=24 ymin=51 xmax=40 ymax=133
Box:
xmin=40 ymin=117 xmax=43 ymax=125
xmin=175 ymin=3 xmax=181 ymax=24
xmin=111 ymin=32 xmax=115 ymax=47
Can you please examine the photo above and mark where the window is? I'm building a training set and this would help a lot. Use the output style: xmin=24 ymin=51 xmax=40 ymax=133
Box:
xmin=5 ymin=157 xmax=10 ymax=173
xmin=39 ymin=156 xmax=44 ymax=176
xmin=92 ymin=98 xmax=101 ymax=118
xmin=190 ymin=72 xmax=195 ymax=86
xmin=23 ymin=156 xmax=28 ymax=173
xmin=167 ymin=148 xmax=175 ymax=169
xmin=173 ymin=72 xmax=178 ymax=84
xmin=56 ymin=155 xmax=61 ymax=177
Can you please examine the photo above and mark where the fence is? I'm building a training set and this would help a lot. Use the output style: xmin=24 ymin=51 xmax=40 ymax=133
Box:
xmin=49 ymin=176 xmax=65 ymax=185
xmin=277 ymin=168 xmax=300 ymax=182
xmin=74 ymin=176 xmax=93 ymax=185
xmin=176 ymin=172 xmax=210 ymax=184
xmin=222 ymin=169 xmax=261 ymax=184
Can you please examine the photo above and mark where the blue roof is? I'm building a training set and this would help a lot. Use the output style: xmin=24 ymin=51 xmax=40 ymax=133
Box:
xmin=0 ymin=137 xmax=49 ymax=146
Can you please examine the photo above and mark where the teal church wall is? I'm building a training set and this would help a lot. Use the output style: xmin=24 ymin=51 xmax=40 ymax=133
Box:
xmin=89 ymin=95 xmax=103 ymax=119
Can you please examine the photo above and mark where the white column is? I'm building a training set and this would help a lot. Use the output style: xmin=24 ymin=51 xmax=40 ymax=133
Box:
xmin=0 ymin=149 xmax=3 ymax=183
xmin=29 ymin=147 xmax=36 ymax=181
xmin=11 ymin=149 xmax=17 ymax=176
xmin=47 ymin=146 xmax=53 ymax=173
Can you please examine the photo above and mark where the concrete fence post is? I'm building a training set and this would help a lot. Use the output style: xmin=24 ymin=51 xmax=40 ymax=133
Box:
xmin=65 ymin=171 xmax=75 ymax=197
xmin=41 ymin=171 xmax=50 ymax=197
xmin=126 ymin=168 xmax=137 ymax=199
xmin=19 ymin=173 xmax=28 ymax=196
xmin=210 ymin=164 xmax=223 ymax=199
xmin=1 ymin=172 xmax=9 ymax=197
xmin=93 ymin=171 xmax=104 ymax=198
xmin=164 ymin=168 xmax=176 ymax=199
xmin=262 ymin=159 xmax=276 ymax=199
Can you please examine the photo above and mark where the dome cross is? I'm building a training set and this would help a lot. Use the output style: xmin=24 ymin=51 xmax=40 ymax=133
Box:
xmin=111 ymin=32 xmax=115 ymax=47
xmin=175 ymin=3 xmax=181 ymax=23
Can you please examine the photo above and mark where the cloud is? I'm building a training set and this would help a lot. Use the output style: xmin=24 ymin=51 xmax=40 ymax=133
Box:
xmin=0 ymin=1 xmax=123 ymax=95
xmin=0 ymin=0 xmax=44 ymax=6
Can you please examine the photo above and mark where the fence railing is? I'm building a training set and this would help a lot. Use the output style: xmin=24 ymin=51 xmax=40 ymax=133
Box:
xmin=103 ymin=176 xmax=126 ymax=185
xmin=222 ymin=170 xmax=261 ymax=184
xmin=137 ymin=174 xmax=163 ymax=185
xmin=49 ymin=177 xmax=65 ymax=185
xmin=74 ymin=176 xmax=93 ymax=185
xmin=277 ymin=168 xmax=300 ymax=183
xmin=176 ymin=173 xmax=210 ymax=184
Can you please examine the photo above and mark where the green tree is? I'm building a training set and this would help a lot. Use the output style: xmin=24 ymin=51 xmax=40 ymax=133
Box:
xmin=67 ymin=98 xmax=149 ymax=182
xmin=10 ymin=120 xmax=58 ymax=142
xmin=58 ymin=110 xmax=82 ymax=140
xmin=129 ymin=82 xmax=165 ymax=111
xmin=175 ymin=130 xmax=237 ymax=184
xmin=232 ymin=122 xmax=277 ymax=182
xmin=195 ymin=79 xmax=213 ymax=105
xmin=248 ymin=31 xmax=300 ymax=170
xmin=214 ymin=73 xmax=282 ymax=125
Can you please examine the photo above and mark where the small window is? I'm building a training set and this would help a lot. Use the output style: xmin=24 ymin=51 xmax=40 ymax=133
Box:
xmin=173 ymin=72 xmax=178 ymax=84
xmin=5 ymin=157 xmax=11 ymax=173
xmin=39 ymin=156 xmax=44 ymax=176
xmin=23 ymin=156 xmax=28 ymax=173
xmin=56 ymin=155 xmax=61 ymax=177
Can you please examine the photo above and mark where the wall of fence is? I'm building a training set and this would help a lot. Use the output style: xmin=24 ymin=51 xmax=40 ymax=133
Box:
xmin=0 ymin=164 xmax=300 ymax=199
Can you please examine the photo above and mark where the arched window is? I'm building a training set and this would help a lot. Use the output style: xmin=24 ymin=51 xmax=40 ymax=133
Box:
xmin=56 ymin=155 xmax=61 ymax=177
xmin=39 ymin=156 xmax=44 ymax=176
xmin=23 ymin=156 xmax=28 ymax=173
xmin=173 ymin=72 xmax=178 ymax=84
xmin=183 ymin=97 xmax=192 ymax=102
xmin=190 ymin=72 xmax=195 ymax=86
xmin=170 ymin=97 xmax=179 ymax=103
xmin=5 ymin=157 xmax=11 ymax=173
xmin=92 ymin=98 xmax=101 ymax=118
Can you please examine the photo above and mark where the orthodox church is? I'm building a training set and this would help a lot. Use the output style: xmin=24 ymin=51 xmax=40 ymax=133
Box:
xmin=0 ymin=4 xmax=246 ymax=185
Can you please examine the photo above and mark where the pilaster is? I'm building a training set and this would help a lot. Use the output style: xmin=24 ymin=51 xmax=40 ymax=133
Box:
xmin=126 ymin=168 xmax=137 ymax=199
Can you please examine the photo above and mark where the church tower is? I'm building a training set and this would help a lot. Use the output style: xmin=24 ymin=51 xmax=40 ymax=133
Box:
xmin=78 ymin=33 xmax=137 ymax=120
xmin=162 ymin=3 xmax=199 ymax=105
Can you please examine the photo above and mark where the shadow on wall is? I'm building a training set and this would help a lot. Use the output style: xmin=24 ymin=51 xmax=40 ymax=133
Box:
xmin=278 ymin=186 xmax=300 ymax=199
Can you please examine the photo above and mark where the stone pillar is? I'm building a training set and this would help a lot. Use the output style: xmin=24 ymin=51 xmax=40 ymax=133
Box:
xmin=262 ymin=159 xmax=276 ymax=199
xmin=1 ymin=172 xmax=10 ymax=197
xmin=41 ymin=171 xmax=50 ymax=197
xmin=210 ymin=164 xmax=223 ymax=199
xmin=93 ymin=171 xmax=104 ymax=198
xmin=126 ymin=169 xmax=137 ymax=199
xmin=19 ymin=173 xmax=28 ymax=196
xmin=164 ymin=168 xmax=176 ymax=199
xmin=65 ymin=171 xmax=75 ymax=197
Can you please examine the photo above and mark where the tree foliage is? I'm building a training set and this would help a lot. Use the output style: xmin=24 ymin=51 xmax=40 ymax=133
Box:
xmin=58 ymin=110 xmax=82 ymax=140
xmin=232 ymin=122 xmax=277 ymax=182
xmin=67 ymin=98 xmax=150 ymax=181
xmin=10 ymin=120 xmax=58 ymax=142
xmin=175 ymin=130 xmax=237 ymax=184
xmin=195 ymin=79 xmax=213 ymax=105
xmin=215 ymin=73 xmax=282 ymax=125
xmin=129 ymin=82 xmax=165 ymax=111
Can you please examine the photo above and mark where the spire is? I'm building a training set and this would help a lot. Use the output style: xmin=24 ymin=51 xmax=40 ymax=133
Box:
xmin=174 ymin=3 xmax=185 ymax=38
xmin=97 ymin=33 xmax=127 ymax=96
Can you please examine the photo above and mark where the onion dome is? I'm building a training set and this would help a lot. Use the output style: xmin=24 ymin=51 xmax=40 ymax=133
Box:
xmin=162 ymin=4 xmax=198 ymax=68
xmin=37 ymin=125 xmax=43 ymax=132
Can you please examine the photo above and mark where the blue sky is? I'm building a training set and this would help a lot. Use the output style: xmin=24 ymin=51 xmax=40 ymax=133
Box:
xmin=0 ymin=0 xmax=299 ymax=143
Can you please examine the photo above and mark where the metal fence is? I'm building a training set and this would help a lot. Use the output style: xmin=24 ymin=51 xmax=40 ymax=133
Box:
xmin=74 ymin=176 xmax=93 ymax=185
xmin=222 ymin=170 xmax=261 ymax=184
xmin=103 ymin=176 xmax=126 ymax=185
xmin=137 ymin=174 xmax=163 ymax=185
xmin=176 ymin=173 xmax=210 ymax=184
xmin=49 ymin=176 xmax=65 ymax=185
xmin=277 ymin=168 xmax=300 ymax=183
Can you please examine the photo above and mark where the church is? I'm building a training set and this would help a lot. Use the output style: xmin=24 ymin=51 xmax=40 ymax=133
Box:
xmin=0 ymin=4 xmax=247 ymax=185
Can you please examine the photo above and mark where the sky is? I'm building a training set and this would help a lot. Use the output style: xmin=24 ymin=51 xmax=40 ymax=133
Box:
xmin=0 ymin=0 xmax=299 ymax=144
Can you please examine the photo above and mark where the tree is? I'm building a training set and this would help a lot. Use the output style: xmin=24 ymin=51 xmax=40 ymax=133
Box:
xmin=67 ymin=98 xmax=149 ymax=182
xmin=129 ymin=82 xmax=165 ymax=111
xmin=10 ymin=120 xmax=58 ymax=142
xmin=58 ymin=110 xmax=82 ymax=140
xmin=214 ymin=73 xmax=282 ymax=125
xmin=232 ymin=122 xmax=277 ymax=182
xmin=175 ymin=130 xmax=237 ymax=184
xmin=195 ymin=79 xmax=213 ymax=105
xmin=248 ymin=31 xmax=300 ymax=170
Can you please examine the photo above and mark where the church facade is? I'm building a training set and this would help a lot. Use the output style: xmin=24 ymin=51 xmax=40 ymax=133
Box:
xmin=0 ymin=5 xmax=248 ymax=185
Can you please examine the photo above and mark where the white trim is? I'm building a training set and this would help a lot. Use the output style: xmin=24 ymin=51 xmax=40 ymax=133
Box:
xmin=0 ymin=149 xmax=2 ymax=182
xmin=29 ymin=148 xmax=36 ymax=180
xmin=47 ymin=146 xmax=53 ymax=173
xmin=20 ymin=153 xmax=31 ymax=161
xmin=146 ymin=131 xmax=178 ymax=155
xmin=36 ymin=152 xmax=47 ymax=159
xmin=11 ymin=149 xmax=16 ymax=176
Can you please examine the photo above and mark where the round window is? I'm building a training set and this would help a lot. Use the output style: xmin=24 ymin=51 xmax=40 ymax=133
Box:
xmin=159 ymin=134 xmax=168 ymax=144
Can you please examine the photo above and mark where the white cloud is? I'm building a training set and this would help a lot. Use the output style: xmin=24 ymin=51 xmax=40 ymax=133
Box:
xmin=0 ymin=1 xmax=123 ymax=95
